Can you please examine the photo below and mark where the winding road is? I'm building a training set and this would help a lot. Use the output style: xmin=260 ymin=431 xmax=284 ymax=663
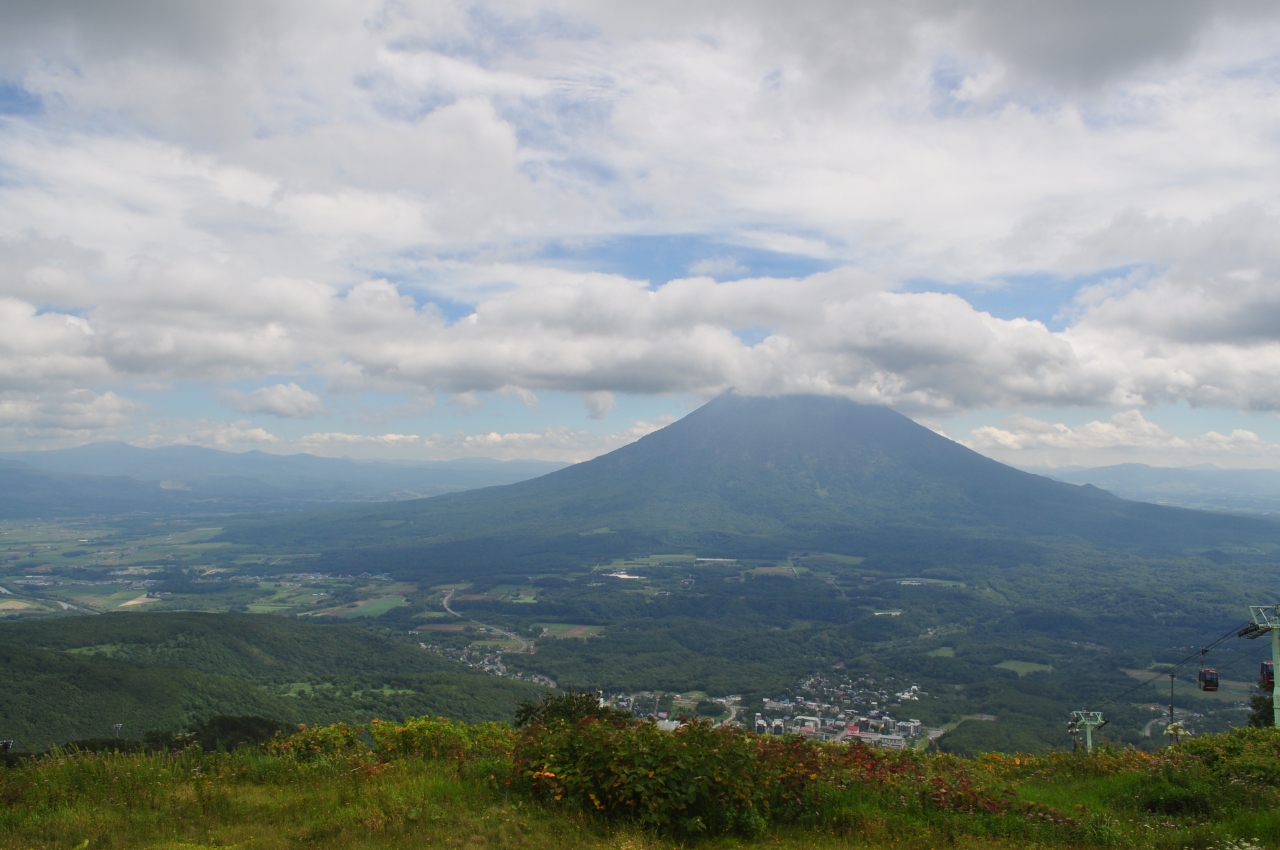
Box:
xmin=441 ymin=588 xmax=530 ymax=652
xmin=716 ymin=697 xmax=742 ymax=727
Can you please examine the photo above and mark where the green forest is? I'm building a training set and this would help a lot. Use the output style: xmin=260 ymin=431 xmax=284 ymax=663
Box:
xmin=0 ymin=613 xmax=540 ymax=750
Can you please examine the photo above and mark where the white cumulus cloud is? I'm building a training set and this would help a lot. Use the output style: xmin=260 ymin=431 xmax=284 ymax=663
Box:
xmin=1 ymin=2 xmax=1280 ymax=461
xmin=220 ymin=383 xmax=326 ymax=418
xmin=969 ymin=410 xmax=1276 ymax=468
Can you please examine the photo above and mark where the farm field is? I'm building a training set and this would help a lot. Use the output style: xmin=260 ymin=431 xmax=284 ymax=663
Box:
xmin=0 ymin=518 xmax=411 ymax=619
xmin=996 ymin=660 xmax=1054 ymax=676
xmin=536 ymin=623 xmax=604 ymax=639
xmin=333 ymin=595 xmax=413 ymax=619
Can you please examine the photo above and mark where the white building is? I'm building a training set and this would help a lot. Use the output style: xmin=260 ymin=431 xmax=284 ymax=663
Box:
xmin=878 ymin=734 xmax=907 ymax=751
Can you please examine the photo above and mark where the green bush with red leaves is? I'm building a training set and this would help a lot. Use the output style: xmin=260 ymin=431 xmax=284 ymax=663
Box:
xmin=507 ymin=704 xmax=1019 ymax=838
xmin=254 ymin=695 xmax=1280 ymax=844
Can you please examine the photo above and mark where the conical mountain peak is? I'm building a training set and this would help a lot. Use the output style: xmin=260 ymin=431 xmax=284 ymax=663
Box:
xmin=230 ymin=393 xmax=1273 ymax=570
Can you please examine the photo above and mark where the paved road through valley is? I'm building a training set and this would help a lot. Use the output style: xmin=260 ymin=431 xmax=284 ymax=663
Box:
xmin=440 ymin=588 xmax=530 ymax=653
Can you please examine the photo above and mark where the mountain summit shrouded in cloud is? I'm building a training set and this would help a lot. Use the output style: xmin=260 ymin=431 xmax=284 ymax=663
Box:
xmin=225 ymin=393 xmax=1278 ymax=576
xmin=3 ymin=1 xmax=1280 ymax=466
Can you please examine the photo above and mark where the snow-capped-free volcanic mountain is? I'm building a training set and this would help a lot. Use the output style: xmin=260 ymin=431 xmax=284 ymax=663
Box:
xmin=224 ymin=393 xmax=1279 ymax=578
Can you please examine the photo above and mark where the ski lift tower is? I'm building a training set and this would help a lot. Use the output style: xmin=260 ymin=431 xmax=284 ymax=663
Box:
xmin=1238 ymin=604 xmax=1280 ymax=729
xmin=1068 ymin=710 xmax=1107 ymax=753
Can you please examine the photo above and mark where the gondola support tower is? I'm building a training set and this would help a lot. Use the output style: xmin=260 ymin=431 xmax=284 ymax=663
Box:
xmin=1068 ymin=710 xmax=1106 ymax=753
xmin=1238 ymin=605 xmax=1280 ymax=729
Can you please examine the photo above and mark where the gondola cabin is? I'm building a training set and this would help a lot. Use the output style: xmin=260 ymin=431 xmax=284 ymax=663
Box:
xmin=1262 ymin=661 xmax=1275 ymax=689
xmin=1198 ymin=668 xmax=1219 ymax=691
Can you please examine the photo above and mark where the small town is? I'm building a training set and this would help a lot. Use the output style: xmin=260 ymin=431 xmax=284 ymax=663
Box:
xmin=420 ymin=630 xmax=940 ymax=748
xmin=601 ymin=672 xmax=939 ymax=750
xmin=749 ymin=672 xmax=938 ymax=749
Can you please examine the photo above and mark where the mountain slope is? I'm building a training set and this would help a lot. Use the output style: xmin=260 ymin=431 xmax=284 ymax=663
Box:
xmin=224 ymin=394 xmax=1279 ymax=572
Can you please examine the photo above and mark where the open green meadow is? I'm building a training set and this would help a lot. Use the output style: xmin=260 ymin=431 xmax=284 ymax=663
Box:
xmin=536 ymin=623 xmax=604 ymax=639
xmin=996 ymin=661 xmax=1054 ymax=677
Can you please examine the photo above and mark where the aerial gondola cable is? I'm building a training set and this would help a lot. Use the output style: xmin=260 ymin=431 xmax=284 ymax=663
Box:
xmin=1093 ymin=621 xmax=1250 ymax=710
xmin=1165 ymin=641 xmax=1271 ymax=700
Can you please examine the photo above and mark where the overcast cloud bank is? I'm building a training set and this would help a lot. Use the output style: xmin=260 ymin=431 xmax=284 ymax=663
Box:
xmin=2 ymin=1 xmax=1280 ymax=464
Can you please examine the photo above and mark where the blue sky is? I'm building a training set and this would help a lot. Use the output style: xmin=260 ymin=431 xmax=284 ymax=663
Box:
xmin=536 ymin=235 xmax=836 ymax=285
xmin=3 ymin=1 xmax=1280 ymax=468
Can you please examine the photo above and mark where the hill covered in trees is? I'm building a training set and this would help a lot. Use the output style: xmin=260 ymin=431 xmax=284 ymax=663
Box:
xmin=0 ymin=613 xmax=540 ymax=750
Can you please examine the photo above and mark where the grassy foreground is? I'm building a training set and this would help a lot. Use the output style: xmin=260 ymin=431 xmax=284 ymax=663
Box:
xmin=3 ymin=705 xmax=1280 ymax=849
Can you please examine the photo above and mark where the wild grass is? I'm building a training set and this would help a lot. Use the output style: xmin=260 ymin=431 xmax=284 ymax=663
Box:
xmin=2 ymin=710 xmax=1278 ymax=849
xmin=0 ymin=747 xmax=604 ymax=850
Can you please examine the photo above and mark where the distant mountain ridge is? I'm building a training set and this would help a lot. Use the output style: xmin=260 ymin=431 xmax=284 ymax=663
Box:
xmin=0 ymin=443 xmax=566 ymax=517
xmin=1034 ymin=463 xmax=1280 ymax=517
xmin=225 ymin=394 xmax=1280 ymax=577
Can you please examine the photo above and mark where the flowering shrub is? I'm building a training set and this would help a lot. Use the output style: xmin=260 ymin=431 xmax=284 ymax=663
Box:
xmin=264 ymin=716 xmax=517 ymax=781
xmin=509 ymin=712 xmax=1020 ymax=837
xmin=264 ymin=722 xmax=383 ymax=774
xmin=266 ymin=723 xmax=365 ymax=760
xmin=6 ymin=710 xmax=1280 ymax=848
xmin=512 ymin=716 xmax=767 ymax=836
xmin=978 ymin=746 xmax=1163 ymax=781
xmin=367 ymin=716 xmax=514 ymax=764
xmin=256 ymin=711 xmax=1280 ymax=842
xmin=1176 ymin=726 xmax=1280 ymax=785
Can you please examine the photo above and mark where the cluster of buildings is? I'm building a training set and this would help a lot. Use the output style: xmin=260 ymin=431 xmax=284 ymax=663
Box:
xmin=607 ymin=692 xmax=702 ymax=723
xmin=752 ymin=712 xmax=923 ymax=749
xmin=750 ymin=674 xmax=933 ymax=749
xmin=593 ymin=674 xmax=938 ymax=749
xmin=418 ymin=641 xmax=555 ymax=687
xmin=417 ymin=635 xmax=942 ymax=751
xmin=420 ymin=642 xmax=508 ymax=675
xmin=12 ymin=574 xmax=151 ymax=591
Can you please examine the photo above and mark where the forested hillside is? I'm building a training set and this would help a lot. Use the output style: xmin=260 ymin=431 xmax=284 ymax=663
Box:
xmin=0 ymin=613 xmax=541 ymax=750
